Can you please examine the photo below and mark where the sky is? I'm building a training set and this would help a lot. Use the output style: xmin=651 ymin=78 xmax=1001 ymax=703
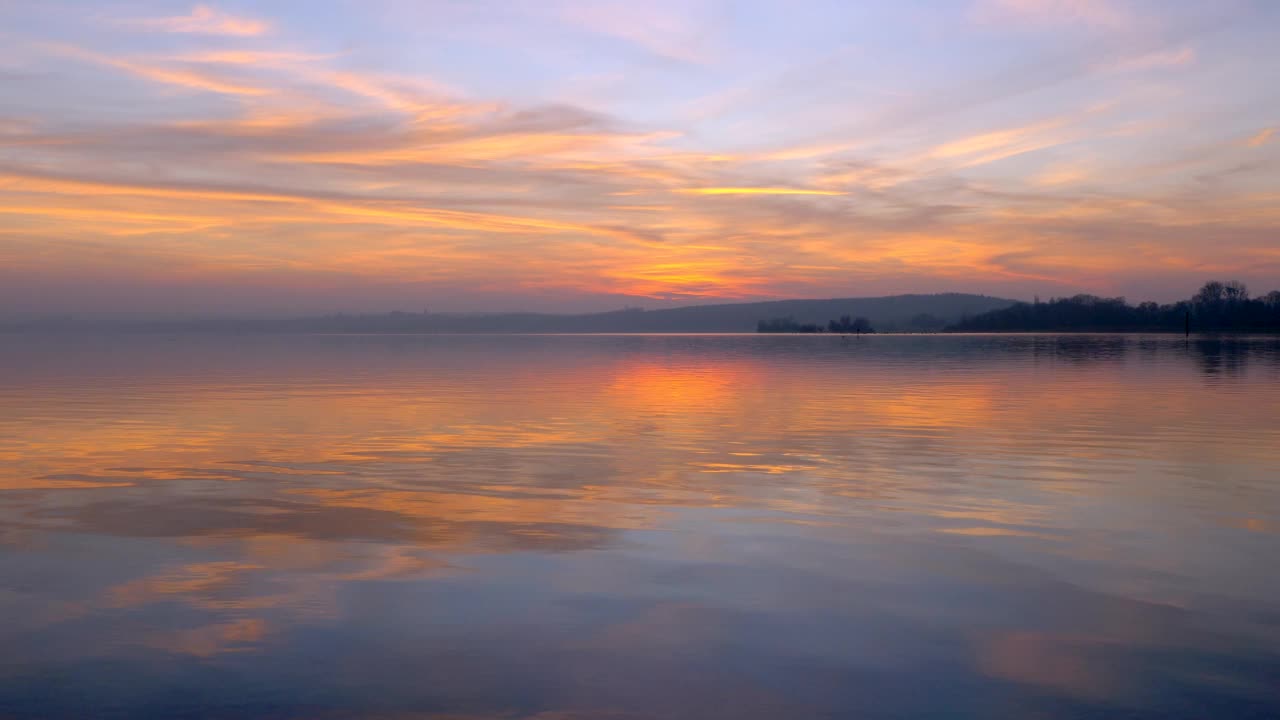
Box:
xmin=0 ymin=0 xmax=1277 ymax=315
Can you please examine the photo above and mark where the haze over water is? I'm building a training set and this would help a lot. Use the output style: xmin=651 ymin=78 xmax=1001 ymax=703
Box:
xmin=2 ymin=333 xmax=1278 ymax=718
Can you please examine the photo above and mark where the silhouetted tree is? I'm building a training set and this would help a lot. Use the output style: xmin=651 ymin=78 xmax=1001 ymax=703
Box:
xmin=826 ymin=315 xmax=875 ymax=333
xmin=758 ymin=317 xmax=800 ymax=333
xmin=759 ymin=314 xmax=877 ymax=334
xmin=1196 ymin=281 xmax=1225 ymax=307
xmin=947 ymin=280 xmax=1280 ymax=333
xmin=758 ymin=317 xmax=824 ymax=333
xmin=1225 ymin=280 xmax=1249 ymax=302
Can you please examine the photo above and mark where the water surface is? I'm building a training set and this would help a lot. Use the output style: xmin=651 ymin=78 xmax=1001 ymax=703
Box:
xmin=2 ymin=334 xmax=1278 ymax=718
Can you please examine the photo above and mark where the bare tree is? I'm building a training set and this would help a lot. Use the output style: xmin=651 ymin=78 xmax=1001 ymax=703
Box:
xmin=1195 ymin=281 xmax=1225 ymax=306
xmin=1224 ymin=280 xmax=1250 ymax=302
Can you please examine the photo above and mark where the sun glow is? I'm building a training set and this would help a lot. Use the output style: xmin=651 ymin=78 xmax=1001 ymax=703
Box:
xmin=1 ymin=2 xmax=1276 ymax=311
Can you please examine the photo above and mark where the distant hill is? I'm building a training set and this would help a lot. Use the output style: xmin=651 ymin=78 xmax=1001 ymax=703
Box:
xmin=4 ymin=293 xmax=1015 ymax=333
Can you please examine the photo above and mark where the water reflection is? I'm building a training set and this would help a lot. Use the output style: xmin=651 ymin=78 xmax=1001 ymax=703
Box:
xmin=1 ymin=334 xmax=1278 ymax=718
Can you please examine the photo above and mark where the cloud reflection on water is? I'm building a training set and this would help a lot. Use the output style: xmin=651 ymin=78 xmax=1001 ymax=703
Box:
xmin=0 ymin=334 xmax=1278 ymax=718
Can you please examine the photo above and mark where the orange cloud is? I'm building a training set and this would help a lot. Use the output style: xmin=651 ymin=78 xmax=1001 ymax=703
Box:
xmin=111 ymin=59 xmax=270 ymax=96
xmin=6 ymin=11 xmax=1278 ymax=309
xmin=287 ymin=131 xmax=662 ymax=165
xmin=173 ymin=50 xmax=332 ymax=65
xmin=1032 ymin=160 xmax=1093 ymax=186
xmin=673 ymin=187 xmax=847 ymax=196
xmin=125 ymin=4 xmax=269 ymax=36
xmin=46 ymin=44 xmax=269 ymax=96
xmin=0 ymin=168 xmax=668 ymax=253
xmin=930 ymin=117 xmax=1072 ymax=167
xmin=300 ymin=68 xmax=468 ymax=118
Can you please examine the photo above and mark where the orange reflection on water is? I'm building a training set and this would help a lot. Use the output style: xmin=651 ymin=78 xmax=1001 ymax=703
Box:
xmin=602 ymin=358 xmax=758 ymax=413
xmin=142 ymin=618 xmax=268 ymax=658
xmin=2 ymin=334 xmax=1279 ymax=680
xmin=976 ymin=631 xmax=1124 ymax=699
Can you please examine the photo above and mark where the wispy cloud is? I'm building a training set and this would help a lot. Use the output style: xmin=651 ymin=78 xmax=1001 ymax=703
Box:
xmin=172 ymin=50 xmax=332 ymax=65
xmin=1032 ymin=159 xmax=1094 ymax=186
xmin=974 ymin=0 xmax=1132 ymax=30
xmin=673 ymin=187 xmax=848 ymax=196
xmin=2 ymin=0 xmax=1276 ymax=311
xmin=1247 ymin=127 xmax=1275 ymax=148
xmin=124 ymin=4 xmax=270 ymax=36
xmin=557 ymin=1 xmax=714 ymax=64
xmin=1099 ymin=46 xmax=1195 ymax=73
xmin=46 ymin=43 xmax=270 ymax=96
xmin=929 ymin=117 xmax=1074 ymax=168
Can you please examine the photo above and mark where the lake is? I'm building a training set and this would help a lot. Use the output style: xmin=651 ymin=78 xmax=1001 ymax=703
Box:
xmin=2 ymin=333 xmax=1278 ymax=719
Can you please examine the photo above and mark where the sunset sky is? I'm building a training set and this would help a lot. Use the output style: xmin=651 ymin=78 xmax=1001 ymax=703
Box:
xmin=1 ymin=0 xmax=1277 ymax=314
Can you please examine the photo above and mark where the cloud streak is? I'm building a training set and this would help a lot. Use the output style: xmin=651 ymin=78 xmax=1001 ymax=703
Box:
xmin=1247 ymin=127 xmax=1275 ymax=148
xmin=974 ymin=0 xmax=1133 ymax=30
xmin=673 ymin=187 xmax=849 ymax=196
xmin=46 ymin=43 xmax=271 ymax=96
xmin=0 ymin=0 xmax=1276 ymax=312
xmin=124 ymin=4 xmax=270 ymax=37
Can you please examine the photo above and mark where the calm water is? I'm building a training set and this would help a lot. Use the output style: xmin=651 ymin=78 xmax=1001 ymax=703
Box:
xmin=2 ymin=333 xmax=1279 ymax=719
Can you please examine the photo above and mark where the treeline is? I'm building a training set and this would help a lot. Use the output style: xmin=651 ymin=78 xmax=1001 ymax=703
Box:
xmin=949 ymin=281 xmax=1280 ymax=332
xmin=757 ymin=315 xmax=874 ymax=333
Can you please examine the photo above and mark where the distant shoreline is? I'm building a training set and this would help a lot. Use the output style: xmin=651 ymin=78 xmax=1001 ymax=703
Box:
xmin=0 ymin=293 xmax=1015 ymax=334
xmin=10 ymin=327 xmax=1280 ymax=335
xmin=6 ymin=282 xmax=1277 ymax=334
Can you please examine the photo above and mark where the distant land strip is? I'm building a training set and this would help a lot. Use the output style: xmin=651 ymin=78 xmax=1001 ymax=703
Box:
xmin=946 ymin=281 xmax=1280 ymax=333
xmin=0 ymin=293 xmax=1013 ymax=333
xmin=5 ymin=282 xmax=1278 ymax=333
